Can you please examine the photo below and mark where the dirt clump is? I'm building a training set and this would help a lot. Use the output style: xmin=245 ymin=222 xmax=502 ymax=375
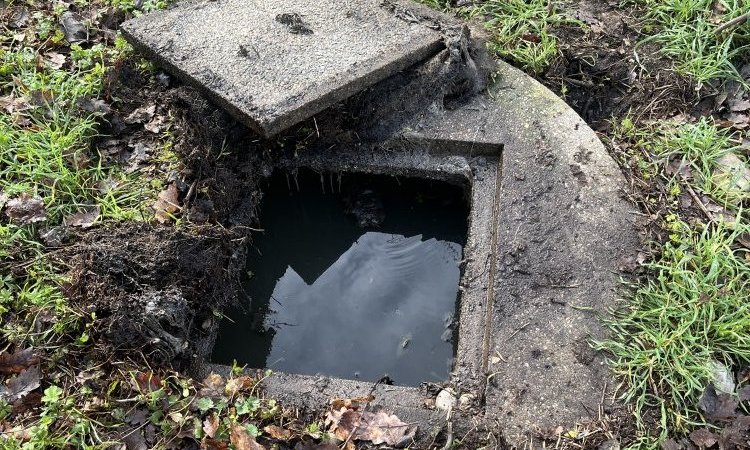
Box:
xmin=60 ymin=223 xmax=247 ymax=368
xmin=545 ymin=0 xmax=699 ymax=128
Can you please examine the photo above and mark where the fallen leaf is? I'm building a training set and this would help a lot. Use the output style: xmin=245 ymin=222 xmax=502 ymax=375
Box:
xmin=8 ymin=7 xmax=29 ymax=29
xmin=153 ymin=183 xmax=180 ymax=223
xmin=0 ymin=348 xmax=40 ymax=374
xmin=230 ymin=425 xmax=264 ymax=450
xmin=125 ymin=142 xmax=150 ymax=173
xmin=39 ymin=226 xmax=68 ymax=247
xmin=263 ymin=425 xmax=291 ymax=440
xmin=200 ymin=373 xmax=225 ymax=398
xmin=326 ymin=407 xmax=417 ymax=447
xmin=699 ymin=384 xmax=739 ymax=420
xmin=225 ymin=376 xmax=255 ymax=397
xmin=0 ymin=95 xmax=31 ymax=114
xmin=330 ymin=395 xmax=374 ymax=410
xmin=0 ymin=366 xmax=41 ymax=403
xmin=738 ymin=385 xmax=750 ymax=401
xmin=46 ymin=52 xmax=66 ymax=69
xmin=64 ymin=205 xmax=100 ymax=229
xmin=124 ymin=104 xmax=156 ymax=125
xmin=133 ymin=371 xmax=162 ymax=393
xmin=144 ymin=116 xmax=164 ymax=134
xmin=201 ymin=438 xmax=229 ymax=450
xmin=203 ymin=414 xmax=220 ymax=439
xmin=689 ymin=428 xmax=718 ymax=448
xmin=5 ymin=194 xmax=46 ymax=225
xmin=357 ymin=409 xmax=417 ymax=446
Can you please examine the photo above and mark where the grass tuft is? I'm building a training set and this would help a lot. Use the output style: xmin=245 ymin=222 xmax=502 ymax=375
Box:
xmin=460 ymin=0 xmax=575 ymax=73
xmin=634 ymin=0 xmax=750 ymax=86
xmin=596 ymin=217 xmax=750 ymax=435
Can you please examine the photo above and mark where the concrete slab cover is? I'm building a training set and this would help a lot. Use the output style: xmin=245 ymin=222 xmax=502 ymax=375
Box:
xmin=120 ymin=0 xmax=445 ymax=137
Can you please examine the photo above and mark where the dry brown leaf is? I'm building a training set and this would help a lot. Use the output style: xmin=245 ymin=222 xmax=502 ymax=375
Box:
xmin=357 ymin=410 xmax=417 ymax=446
xmin=225 ymin=376 xmax=255 ymax=397
xmin=325 ymin=407 xmax=417 ymax=447
xmin=46 ymin=52 xmax=66 ymax=69
xmin=203 ymin=414 xmax=220 ymax=439
xmin=200 ymin=373 xmax=225 ymax=398
xmin=329 ymin=395 xmax=374 ymax=410
xmin=230 ymin=425 xmax=265 ymax=450
xmin=325 ymin=407 xmax=361 ymax=441
xmin=0 ymin=366 xmax=41 ymax=403
xmin=153 ymin=183 xmax=180 ymax=223
xmin=0 ymin=95 xmax=31 ymax=114
xmin=201 ymin=438 xmax=229 ymax=450
xmin=0 ymin=348 xmax=40 ymax=374
xmin=5 ymin=193 xmax=46 ymax=225
xmin=64 ymin=205 xmax=100 ymax=229
xmin=689 ymin=428 xmax=718 ymax=448
xmin=124 ymin=104 xmax=156 ymax=124
xmin=263 ymin=425 xmax=291 ymax=440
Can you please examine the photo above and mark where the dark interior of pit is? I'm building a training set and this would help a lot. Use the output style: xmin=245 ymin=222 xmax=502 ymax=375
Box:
xmin=212 ymin=169 xmax=470 ymax=387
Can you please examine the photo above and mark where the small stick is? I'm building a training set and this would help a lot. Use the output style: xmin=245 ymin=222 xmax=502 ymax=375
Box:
xmin=714 ymin=13 xmax=748 ymax=35
xmin=685 ymin=183 xmax=715 ymax=223
xmin=505 ymin=321 xmax=531 ymax=342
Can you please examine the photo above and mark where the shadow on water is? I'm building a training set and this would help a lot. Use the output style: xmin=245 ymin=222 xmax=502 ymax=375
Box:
xmin=213 ymin=169 xmax=469 ymax=386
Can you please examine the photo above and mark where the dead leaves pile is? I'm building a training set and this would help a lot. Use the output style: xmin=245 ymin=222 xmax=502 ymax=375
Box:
xmin=0 ymin=348 xmax=42 ymax=425
xmin=324 ymin=396 xmax=417 ymax=449
xmin=663 ymin=382 xmax=750 ymax=450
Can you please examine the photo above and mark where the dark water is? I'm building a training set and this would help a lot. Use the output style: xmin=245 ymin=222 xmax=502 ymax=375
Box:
xmin=213 ymin=170 xmax=468 ymax=386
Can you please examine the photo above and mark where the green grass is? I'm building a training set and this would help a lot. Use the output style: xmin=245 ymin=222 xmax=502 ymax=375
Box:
xmin=616 ymin=116 xmax=749 ymax=209
xmin=633 ymin=0 xmax=750 ymax=86
xmin=0 ymin=40 xmax=151 ymax=224
xmin=460 ymin=0 xmax=576 ymax=73
xmin=596 ymin=217 xmax=750 ymax=436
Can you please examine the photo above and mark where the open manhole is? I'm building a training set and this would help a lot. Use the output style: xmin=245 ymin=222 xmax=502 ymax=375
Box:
xmin=213 ymin=169 xmax=469 ymax=387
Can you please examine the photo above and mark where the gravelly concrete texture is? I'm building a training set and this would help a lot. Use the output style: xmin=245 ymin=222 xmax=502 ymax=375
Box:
xmin=120 ymin=0 xmax=445 ymax=137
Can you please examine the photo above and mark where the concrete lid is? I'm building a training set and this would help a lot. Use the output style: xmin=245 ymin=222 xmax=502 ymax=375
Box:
xmin=121 ymin=0 xmax=445 ymax=137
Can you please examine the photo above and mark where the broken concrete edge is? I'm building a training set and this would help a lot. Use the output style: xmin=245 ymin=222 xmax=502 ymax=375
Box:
xmin=119 ymin=0 xmax=455 ymax=138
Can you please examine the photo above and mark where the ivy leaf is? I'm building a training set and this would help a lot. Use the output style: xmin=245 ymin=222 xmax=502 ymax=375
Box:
xmin=236 ymin=396 xmax=260 ymax=416
xmin=41 ymin=385 xmax=63 ymax=405
xmin=196 ymin=396 xmax=214 ymax=413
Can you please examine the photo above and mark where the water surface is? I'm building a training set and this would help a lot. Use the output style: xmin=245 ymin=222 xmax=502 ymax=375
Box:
xmin=213 ymin=170 xmax=468 ymax=386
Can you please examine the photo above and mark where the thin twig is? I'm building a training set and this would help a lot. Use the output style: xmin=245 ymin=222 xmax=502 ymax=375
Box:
xmin=505 ymin=321 xmax=531 ymax=342
xmin=685 ymin=183 xmax=715 ymax=223
xmin=714 ymin=13 xmax=748 ymax=35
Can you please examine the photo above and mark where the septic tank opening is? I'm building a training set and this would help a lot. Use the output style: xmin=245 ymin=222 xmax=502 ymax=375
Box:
xmin=212 ymin=168 xmax=469 ymax=387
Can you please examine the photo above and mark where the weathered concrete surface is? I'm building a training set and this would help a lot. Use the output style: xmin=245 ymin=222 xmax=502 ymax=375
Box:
xmin=404 ymin=61 xmax=640 ymax=446
xmin=120 ymin=0 xmax=445 ymax=137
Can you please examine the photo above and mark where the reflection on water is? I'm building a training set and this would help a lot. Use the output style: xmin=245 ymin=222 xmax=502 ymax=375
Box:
xmin=213 ymin=170 xmax=468 ymax=386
